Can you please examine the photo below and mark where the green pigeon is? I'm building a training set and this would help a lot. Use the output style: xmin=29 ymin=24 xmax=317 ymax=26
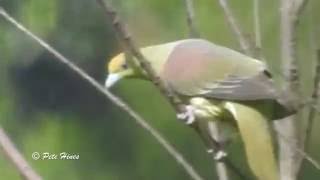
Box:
xmin=106 ymin=39 xmax=294 ymax=180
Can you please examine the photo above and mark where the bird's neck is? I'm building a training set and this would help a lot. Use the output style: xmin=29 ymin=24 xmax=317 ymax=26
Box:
xmin=139 ymin=41 xmax=179 ymax=77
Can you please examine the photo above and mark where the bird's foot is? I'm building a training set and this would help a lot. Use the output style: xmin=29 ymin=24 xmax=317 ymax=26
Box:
xmin=206 ymin=148 xmax=228 ymax=161
xmin=213 ymin=150 xmax=228 ymax=161
xmin=177 ymin=105 xmax=196 ymax=125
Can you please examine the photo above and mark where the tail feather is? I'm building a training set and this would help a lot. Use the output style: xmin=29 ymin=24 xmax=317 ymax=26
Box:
xmin=224 ymin=102 xmax=279 ymax=180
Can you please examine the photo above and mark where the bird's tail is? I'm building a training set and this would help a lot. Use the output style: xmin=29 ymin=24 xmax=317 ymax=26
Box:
xmin=224 ymin=102 xmax=279 ymax=180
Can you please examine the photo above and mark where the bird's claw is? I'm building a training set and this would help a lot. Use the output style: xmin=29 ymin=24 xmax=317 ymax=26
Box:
xmin=206 ymin=148 xmax=228 ymax=161
xmin=177 ymin=105 xmax=196 ymax=125
xmin=213 ymin=150 xmax=227 ymax=161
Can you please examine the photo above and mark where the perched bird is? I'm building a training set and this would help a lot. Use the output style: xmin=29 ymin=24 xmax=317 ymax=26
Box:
xmin=105 ymin=39 xmax=294 ymax=180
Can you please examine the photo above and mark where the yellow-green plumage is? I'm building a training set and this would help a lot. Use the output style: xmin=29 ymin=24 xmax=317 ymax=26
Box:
xmin=190 ymin=97 xmax=280 ymax=180
xmin=106 ymin=39 xmax=294 ymax=180
xmin=225 ymin=102 xmax=279 ymax=180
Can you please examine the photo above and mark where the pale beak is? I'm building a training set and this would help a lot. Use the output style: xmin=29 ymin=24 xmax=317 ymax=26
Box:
xmin=105 ymin=73 xmax=122 ymax=88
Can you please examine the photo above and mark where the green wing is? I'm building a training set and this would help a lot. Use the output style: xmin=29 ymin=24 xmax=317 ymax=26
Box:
xmin=161 ymin=39 xmax=278 ymax=100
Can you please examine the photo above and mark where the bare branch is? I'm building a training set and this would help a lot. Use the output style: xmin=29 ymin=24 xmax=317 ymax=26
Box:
xmin=275 ymin=128 xmax=320 ymax=170
xmin=208 ymin=122 xmax=229 ymax=180
xmin=208 ymin=122 xmax=248 ymax=180
xmin=304 ymin=49 xmax=320 ymax=152
xmin=280 ymin=0 xmax=308 ymax=90
xmin=253 ymin=0 xmax=264 ymax=60
xmin=278 ymin=0 xmax=309 ymax=179
xmin=183 ymin=0 xmax=200 ymax=38
xmin=216 ymin=0 xmax=254 ymax=56
xmin=215 ymin=162 xmax=229 ymax=180
xmin=302 ymin=1 xmax=319 ymax=156
xmin=0 ymin=126 xmax=42 ymax=180
xmin=295 ymin=0 xmax=309 ymax=17
xmin=253 ymin=0 xmax=261 ymax=48
xmin=0 ymin=7 xmax=204 ymax=180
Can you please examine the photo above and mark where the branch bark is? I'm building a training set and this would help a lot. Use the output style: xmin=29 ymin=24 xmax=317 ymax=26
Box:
xmin=0 ymin=126 xmax=42 ymax=180
xmin=303 ymin=4 xmax=319 ymax=159
xmin=275 ymin=128 xmax=320 ymax=170
xmin=277 ymin=0 xmax=309 ymax=179
xmin=0 ymin=7 xmax=203 ymax=180
xmin=280 ymin=0 xmax=308 ymax=91
xmin=253 ymin=0 xmax=264 ymax=60
xmin=183 ymin=0 xmax=200 ymax=38
xmin=208 ymin=122 xmax=229 ymax=180
xmin=216 ymin=0 xmax=255 ymax=56
xmin=253 ymin=0 xmax=261 ymax=49
xmin=304 ymin=49 xmax=320 ymax=154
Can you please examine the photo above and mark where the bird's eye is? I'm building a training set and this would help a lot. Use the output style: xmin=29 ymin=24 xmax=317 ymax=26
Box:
xmin=122 ymin=63 xmax=128 ymax=69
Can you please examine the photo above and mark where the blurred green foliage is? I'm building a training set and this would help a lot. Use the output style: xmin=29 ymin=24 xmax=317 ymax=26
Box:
xmin=0 ymin=0 xmax=320 ymax=179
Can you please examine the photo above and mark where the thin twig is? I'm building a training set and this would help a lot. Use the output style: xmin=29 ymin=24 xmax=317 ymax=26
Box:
xmin=304 ymin=3 xmax=319 ymax=156
xmin=278 ymin=0 xmax=309 ymax=179
xmin=215 ymin=162 xmax=229 ymax=180
xmin=0 ymin=7 xmax=204 ymax=180
xmin=208 ymin=122 xmax=230 ymax=180
xmin=194 ymin=121 xmax=248 ymax=180
xmin=304 ymin=49 xmax=320 ymax=151
xmin=216 ymin=0 xmax=254 ymax=56
xmin=253 ymin=0 xmax=264 ymax=60
xmin=0 ymin=126 xmax=42 ymax=180
xmin=183 ymin=0 xmax=200 ymax=38
xmin=253 ymin=0 xmax=261 ymax=48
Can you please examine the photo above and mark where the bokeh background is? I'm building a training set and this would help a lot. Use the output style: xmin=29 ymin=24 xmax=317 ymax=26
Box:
xmin=0 ymin=0 xmax=320 ymax=179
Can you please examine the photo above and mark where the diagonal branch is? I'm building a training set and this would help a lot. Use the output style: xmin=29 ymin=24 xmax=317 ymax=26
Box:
xmin=0 ymin=7 xmax=203 ymax=180
xmin=216 ymin=0 xmax=255 ymax=56
xmin=183 ymin=0 xmax=200 ymax=38
xmin=253 ymin=0 xmax=264 ymax=60
xmin=0 ymin=126 xmax=42 ymax=180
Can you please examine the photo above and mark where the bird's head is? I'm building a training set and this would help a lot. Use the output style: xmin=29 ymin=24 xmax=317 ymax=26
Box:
xmin=105 ymin=42 xmax=174 ymax=88
xmin=105 ymin=52 xmax=143 ymax=88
